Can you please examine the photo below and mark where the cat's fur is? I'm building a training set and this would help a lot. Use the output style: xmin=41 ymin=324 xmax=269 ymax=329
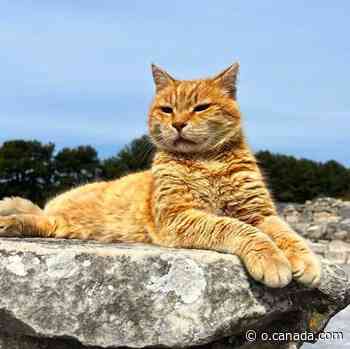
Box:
xmin=0 ymin=63 xmax=321 ymax=288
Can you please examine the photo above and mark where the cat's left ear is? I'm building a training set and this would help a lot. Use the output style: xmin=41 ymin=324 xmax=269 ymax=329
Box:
xmin=151 ymin=64 xmax=176 ymax=92
xmin=213 ymin=62 xmax=240 ymax=99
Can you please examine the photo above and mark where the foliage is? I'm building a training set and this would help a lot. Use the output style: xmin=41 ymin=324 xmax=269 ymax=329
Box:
xmin=102 ymin=135 xmax=155 ymax=180
xmin=0 ymin=140 xmax=55 ymax=206
xmin=256 ymin=150 xmax=350 ymax=202
xmin=54 ymin=146 xmax=101 ymax=192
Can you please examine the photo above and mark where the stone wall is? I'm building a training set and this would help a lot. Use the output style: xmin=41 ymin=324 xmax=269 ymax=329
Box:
xmin=279 ymin=197 xmax=350 ymax=242
xmin=308 ymin=240 xmax=350 ymax=265
xmin=279 ymin=197 xmax=350 ymax=264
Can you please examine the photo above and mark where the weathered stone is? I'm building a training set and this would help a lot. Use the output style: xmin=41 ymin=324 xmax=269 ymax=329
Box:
xmin=328 ymin=240 xmax=350 ymax=253
xmin=339 ymin=219 xmax=350 ymax=232
xmin=334 ymin=231 xmax=349 ymax=241
xmin=307 ymin=241 xmax=327 ymax=256
xmin=305 ymin=224 xmax=327 ymax=240
xmin=290 ymin=223 xmax=309 ymax=237
xmin=0 ymin=238 xmax=349 ymax=349
xmin=325 ymin=251 xmax=348 ymax=265
xmin=283 ymin=206 xmax=301 ymax=224
xmin=339 ymin=206 xmax=350 ymax=219
xmin=279 ymin=198 xmax=350 ymax=244
xmin=0 ymin=333 xmax=98 ymax=349
xmin=313 ymin=212 xmax=339 ymax=223
xmin=325 ymin=240 xmax=350 ymax=264
xmin=342 ymin=218 xmax=350 ymax=224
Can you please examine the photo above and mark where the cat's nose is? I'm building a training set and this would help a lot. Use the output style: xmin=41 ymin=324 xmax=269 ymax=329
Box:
xmin=172 ymin=121 xmax=187 ymax=132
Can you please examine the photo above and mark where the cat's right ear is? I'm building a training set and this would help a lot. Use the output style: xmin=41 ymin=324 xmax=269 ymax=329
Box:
xmin=213 ymin=62 xmax=240 ymax=99
xmin=151 ymin=64 xmax=175 ymax=92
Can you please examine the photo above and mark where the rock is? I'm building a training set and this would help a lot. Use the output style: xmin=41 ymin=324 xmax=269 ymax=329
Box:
xmin=324 ymin=222 xmax=340 ymax=240
xmin=325 ymin=251 xmax=348 ymax=265
xmin=339 ymin=219 xmax=350 ymax=233
xmin=313 ymin=212 xmax=339 ymax=223
xmin=342 ymin=218 xmax=350 ymax=225
xmin=305 ymin=224 xmax=327 ymax=240
xmin=307 ymin=241 xmax=327 ymax=257
xmin=328 ymin=240 xmax=350 ymax=253
xmin=307 ymin=238 xmax=350 ymax=264
xmin=291 ymin=223 xmax=309 ymax=236
xmin=0 ymin=238 xmax=349 ymax=349
xmin=308 ymin=240 xmax=350 ymax=265
xmin=283 ymin=205 xmax=301 ymax=224
xmin=279 ymin=198 xmax=350 ymax=244
xmin=339 ymin=205 xmax=350 ymax=219
xmin=334 ymin=230 xmax=349 ymax=241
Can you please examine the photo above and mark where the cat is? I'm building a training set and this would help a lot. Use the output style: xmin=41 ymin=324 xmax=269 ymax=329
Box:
xmin=0 ymin=63 xmax=321 ymax=288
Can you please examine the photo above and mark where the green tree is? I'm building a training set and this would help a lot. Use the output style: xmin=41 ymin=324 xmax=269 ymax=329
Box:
xmin=319 ymin=160 xmax=350 ymax=198
xmin=53 ymin=146 xmax=101 ymax=191
xmin=256 ymin=150 xmax=350 ymax=202
xmin=0 ymin=140 xmax=55 ymax=206
xmin=102 ymin=135 xmax=154 ymax=179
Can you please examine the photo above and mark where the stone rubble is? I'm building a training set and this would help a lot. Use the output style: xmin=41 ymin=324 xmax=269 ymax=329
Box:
xmin=279 ymin=197 xmax=350 ymax=265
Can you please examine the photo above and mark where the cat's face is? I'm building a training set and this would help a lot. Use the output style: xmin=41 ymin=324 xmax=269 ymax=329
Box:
xmin=148 ymin=63 xmax=241 ymax=154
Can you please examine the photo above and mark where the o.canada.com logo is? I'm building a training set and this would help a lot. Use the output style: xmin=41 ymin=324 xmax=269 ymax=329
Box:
xmin=245 ymin=329 xmax=344 ymax=343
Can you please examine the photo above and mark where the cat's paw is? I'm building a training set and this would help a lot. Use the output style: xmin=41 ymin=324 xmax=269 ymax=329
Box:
xmin=0 ymin=216 xmax=23 ymax=237
xmin=284 ymin=243 xmax=321 ymax=287
xmin=243 ymin=246 xmax=292 ymax=288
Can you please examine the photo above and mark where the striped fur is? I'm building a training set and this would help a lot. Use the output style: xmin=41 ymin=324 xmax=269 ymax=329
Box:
xmin=0 ymin=63 xmax=320 ymax=288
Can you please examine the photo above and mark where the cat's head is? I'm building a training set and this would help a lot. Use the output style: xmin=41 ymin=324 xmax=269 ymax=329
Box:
xmin=148 ymin=63 xmax=242 ymax=154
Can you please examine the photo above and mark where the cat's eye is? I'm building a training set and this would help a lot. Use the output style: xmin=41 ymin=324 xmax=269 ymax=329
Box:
xmin=160 ymin=106 xmax=173 ymax=114
xmin=193 ymin=103 xmax=211 ymax=112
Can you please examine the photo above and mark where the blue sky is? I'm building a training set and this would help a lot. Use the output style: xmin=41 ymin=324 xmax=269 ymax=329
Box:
xmin=0 ymin=1 xmax=349 ymax=165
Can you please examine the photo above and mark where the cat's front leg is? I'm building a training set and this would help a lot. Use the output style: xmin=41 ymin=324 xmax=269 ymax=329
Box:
xmin=257 ymin=215 xmax=321 ymax=287
xmin=154 ymin=209 xmax=293 ymax=288
xmin=233 ymin=228 xmax=292 ymax=288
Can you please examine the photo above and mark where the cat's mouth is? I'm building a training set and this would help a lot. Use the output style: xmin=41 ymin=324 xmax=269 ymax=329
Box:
xmin=173 ymin=136 xmax=197 ymax=147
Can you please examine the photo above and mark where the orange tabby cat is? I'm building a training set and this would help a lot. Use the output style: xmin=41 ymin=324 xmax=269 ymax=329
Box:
xmin=0 ymin=63 xmax=321 ymax=288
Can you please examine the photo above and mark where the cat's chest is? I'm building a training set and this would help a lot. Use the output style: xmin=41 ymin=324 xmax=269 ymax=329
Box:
xmin=186 ymin=164 xmax=236 ymax=214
